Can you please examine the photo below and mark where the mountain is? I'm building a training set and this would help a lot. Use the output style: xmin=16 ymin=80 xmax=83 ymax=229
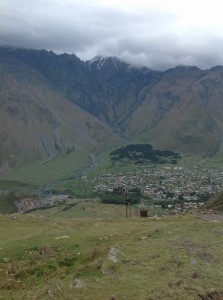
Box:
xmin=122 ymin=65 xmax=223 ymax=154
xmin=0 ymin=48 xmax=122 ymax=173
xmin=11 ymin=49 xmax=155 ymax=125
xmin=0 ymin=47 xmax=223 ymax=179
xmin=7 ymin=47 xmax=223 ymax=156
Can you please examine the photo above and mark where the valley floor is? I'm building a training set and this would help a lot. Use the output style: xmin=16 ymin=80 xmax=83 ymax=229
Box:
xmin=0 ymin=202 xmax=223 ymax=300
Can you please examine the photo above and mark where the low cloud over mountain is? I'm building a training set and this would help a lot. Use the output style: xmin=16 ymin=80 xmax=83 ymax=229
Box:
xmin=1 ymin=0 xmax=223 ymax=70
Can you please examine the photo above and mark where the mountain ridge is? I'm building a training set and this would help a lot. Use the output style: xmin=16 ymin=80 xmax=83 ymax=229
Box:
xmin=0 ymin=46 xmax=223 ymax=178
xmin=0 ymin=48 xmax=122 ymax=172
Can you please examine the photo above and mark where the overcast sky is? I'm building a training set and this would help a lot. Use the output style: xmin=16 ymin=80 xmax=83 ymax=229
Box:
xmin=1 ymin=0 xmax=223 ymax=70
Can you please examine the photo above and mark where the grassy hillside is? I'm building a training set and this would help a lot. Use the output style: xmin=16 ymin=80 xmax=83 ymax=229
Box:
xmin=205 ymin=191 xmax=223 ymax=211
xmin=0 ymin=142 xmax=141 ymax=186
xmin=0 ymin=201 xmax=222 ymax=299
xmin=0 ymin=150 xmax=93 ymax=185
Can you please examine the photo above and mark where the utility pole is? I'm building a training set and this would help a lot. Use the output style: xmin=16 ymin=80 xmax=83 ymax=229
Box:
xmin=124 ymin=188 xmax=132 ymax=218
xmin=125 ymin=188 xmax=128 ymax=218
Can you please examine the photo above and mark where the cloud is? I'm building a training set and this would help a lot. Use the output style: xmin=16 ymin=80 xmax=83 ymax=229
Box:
xmin=1 ymin=0 xmax=223 ymax=70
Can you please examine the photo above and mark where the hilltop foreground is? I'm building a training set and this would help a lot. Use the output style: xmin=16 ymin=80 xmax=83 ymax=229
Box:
xmin=0 ymin=200 xmax=222 ymax=300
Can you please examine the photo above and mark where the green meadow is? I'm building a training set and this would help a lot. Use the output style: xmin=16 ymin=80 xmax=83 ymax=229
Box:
xmin=0 ymin=199 xmax=222 ymax=299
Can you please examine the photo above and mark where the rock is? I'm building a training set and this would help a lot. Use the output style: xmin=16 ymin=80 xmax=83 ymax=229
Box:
xmin=190 ymin=257 xmax=197 ymax=265
xmin=56 ymin=282 xmax=62 ymax=291
xmin=108 ymin=245 xmax=122 ymax=263
xmin=55 ymin=235 xmax=70 ymax=240
xmin=47 ymin=289 xmax=53 ymax=297
xmin=74 ymin=278 xmax=84 ymax=288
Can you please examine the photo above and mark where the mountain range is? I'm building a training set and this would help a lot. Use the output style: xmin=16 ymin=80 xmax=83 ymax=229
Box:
xmin=0 ymin=47 xmax=223 ymax=178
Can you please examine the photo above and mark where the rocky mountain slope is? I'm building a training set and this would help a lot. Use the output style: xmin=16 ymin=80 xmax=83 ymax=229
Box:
xmin=122 ymin=65 xmax=223 ymax=154
xmin=0 ymin=46 xmax=223 ymax=174
xmin=0 ymin=48 xmax=122 ymax=170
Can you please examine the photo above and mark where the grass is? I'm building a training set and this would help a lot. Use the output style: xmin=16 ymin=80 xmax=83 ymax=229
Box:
xmin=205 ymin=191 xmax=223 ymax=211
xmin=0 ymin=202 xmax=222 ymax=299
xmin=0 ymin=150 xmax=93 ymax=185
xmin=52 ymin=179 xmax=96 ymax=198
xmin=0 ymin=145 xmax=140 ymax=189
xmin=206 ymin=145 xmax=223 ymax=169
xmin=32 ymin=199 xmax=126 ymax=219
xmin=0 ymin=192 xmax=18 ymax=214
xmin=0 ymin=181 xmax=38 ymax=214
xmin=0 ymin=180 xmax=37 ymax=191
xmin=1 ymin=142 xmax=223 ymax=189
